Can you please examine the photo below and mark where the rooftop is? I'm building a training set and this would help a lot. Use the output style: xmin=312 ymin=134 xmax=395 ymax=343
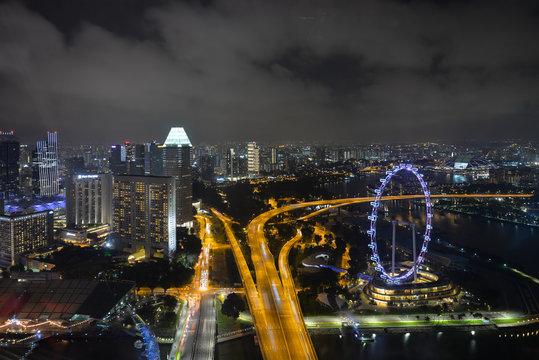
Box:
xmin=163 ymin=127 xmax=191 ymax=147
xmin=0 ymin=279 xmax=134 ymax=323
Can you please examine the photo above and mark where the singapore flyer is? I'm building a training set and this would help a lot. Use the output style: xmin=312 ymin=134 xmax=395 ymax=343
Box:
xmin=367 ymin=164 xmax=433 ymax=284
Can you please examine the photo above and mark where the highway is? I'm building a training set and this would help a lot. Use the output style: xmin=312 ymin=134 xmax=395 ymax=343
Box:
xmin=211 ymin=210 xmax=274 ymax=358
xmin=179 ymin=295 xmax=217 ymax=360
xmin=216 ymin=193 xmax=532 ymax=360
xmin=173 ymin=214 xmax=217 ymax=360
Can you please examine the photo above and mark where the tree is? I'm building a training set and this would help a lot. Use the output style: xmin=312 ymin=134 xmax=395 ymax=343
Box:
xmin=221 ymin=293 xmax=246 ymax=320
xmin=163 ymin=295 xmax=177 ymax=310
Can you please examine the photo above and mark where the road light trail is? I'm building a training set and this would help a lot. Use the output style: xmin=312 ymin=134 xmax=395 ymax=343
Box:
xmin=212 ymin=209 xmax=286 ymax=359
xmin=278 ymin=229 xmax=317 ymax=358
xmin=217 ymin=193 xmax=532 ymax=360
xmin=176 ymin=214 xmax=216 ymax=360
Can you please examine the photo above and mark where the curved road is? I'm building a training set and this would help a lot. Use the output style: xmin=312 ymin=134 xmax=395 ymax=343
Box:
xmin=217 ymin=193 xmax=532 ymax=360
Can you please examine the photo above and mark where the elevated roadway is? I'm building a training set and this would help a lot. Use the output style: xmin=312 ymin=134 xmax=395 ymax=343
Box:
xmin=217 ymin=193 xmax=532 ymax=360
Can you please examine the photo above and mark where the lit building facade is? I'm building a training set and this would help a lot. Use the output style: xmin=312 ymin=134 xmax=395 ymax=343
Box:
xmin=0 ymin=210 xmax=54 ymax=266
xmin=247 ymin=141 xmax=260 ymax=176
xmin=365 ymin=269 xmax=458 ymax=303
xmin=36 ymin=132 xmax=59 ymax=197
xmin=0 ymin=131 xmax=19 ymax=200
xmin=162 ymin=127 xmax=193 ymax=226
xmin=109 ymin=144 xmax=127 ymax=175
xmin=113 ymin=175 xmax=176 ymax=259
xmin=65 ymin=174 xmax=113 ymax=227
xmin=145 ymin=141 xmax=163 ymax=176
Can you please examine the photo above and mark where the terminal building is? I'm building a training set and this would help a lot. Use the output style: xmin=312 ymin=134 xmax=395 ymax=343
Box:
xmin=365 ymin=265 xmax=459 ymax=303
xmin=113 ymin=175 xmax=176 ymax=259
xmin=0 ymin=210 xmax=53 ymax=266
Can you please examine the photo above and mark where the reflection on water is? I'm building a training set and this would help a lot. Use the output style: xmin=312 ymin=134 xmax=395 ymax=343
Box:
xmin=326 ymin=175 xmax=539 ymax=277
xmin=311 ymin=331 xmax=539 ymax=360
xmin=387 ymin=202 xmax=539 ymax=277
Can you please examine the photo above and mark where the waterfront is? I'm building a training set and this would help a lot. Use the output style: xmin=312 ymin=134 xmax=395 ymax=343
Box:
xmin=311 ymin=330 xmax=539 ymax=360
xmin=325 ymin=174 xmax=539 ymax=277
xmin=216 ymin=328 xmax=539 ymax=360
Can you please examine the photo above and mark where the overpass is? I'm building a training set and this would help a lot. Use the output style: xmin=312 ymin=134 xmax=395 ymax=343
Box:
xmin=215 ymin=193 xmax=532 ymax=360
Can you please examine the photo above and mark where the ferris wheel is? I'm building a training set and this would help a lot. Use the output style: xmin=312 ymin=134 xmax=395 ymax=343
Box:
xmin=367 ymin=164 xmax=433 ymax=284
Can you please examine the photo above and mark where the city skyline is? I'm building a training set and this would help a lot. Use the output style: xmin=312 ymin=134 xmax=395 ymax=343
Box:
xmin=0 ymin=2 xmax=538 ymax=359
xmin=1 ymin=0 xmax=538 ymax=144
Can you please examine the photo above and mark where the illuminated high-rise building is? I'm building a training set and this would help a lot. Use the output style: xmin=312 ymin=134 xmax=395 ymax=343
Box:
xmin=109 ymin=143 xmax=146 ymax=175
xmin=162 ymin=127 xmax=193 ymax=226
xmin=109 ymin=144 xmax=127 ymax=175
xmin=247 ymin=141 xmax=260 ymax=176
xmin=66 ymin=174 xmax=113 ymax=227
xmin=0 ymin=131 xmax=19 ymax=200
xmin=145 ymin=141 xmax=163 ymax=176
xmin=226 ymin=148 xmax=236 ymax=178
xmin=271 ymin=147 xmax=277 ymax=164
xmin=127 ymin=143 xmax=145 ymax=175
xmin=36 ymin=131 xmax=59 ymax=197
xmin=113 ymin=175 xmax=176 ymax=259
xmin=199 ymin=155 xmax=215 ymax=183
xmin=0 ymin=210 xmax=53 ymax=266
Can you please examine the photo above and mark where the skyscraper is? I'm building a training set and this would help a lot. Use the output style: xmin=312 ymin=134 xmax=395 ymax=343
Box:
xmin=36 ymin=131 xmax=59 ymax=197
xmin=226 ymin=148 xmax=236 ymax=178
xmin=247 ymin=141 xmax=260 ymax=176
xmin=0 ymin=210 xmax=53 ymax=266
xmin=146 ymin=141 xmax=163 ymax=176
xmin=162 ymin=127 xmax=193 ymax=226
xmin=0 ymin=131 xmax=20 ymax=200
xmin=65 ymin=174 xmax=113 ymax=227
xmin=113 ymin=175 xmax=176 ymax=259
xmin=127 ymin=143 xmax=145 ymax=175
xmin=199 ymin=155 xmax=215 ymax=183
xmin=109 ymin=144 xmax=127 ymax=175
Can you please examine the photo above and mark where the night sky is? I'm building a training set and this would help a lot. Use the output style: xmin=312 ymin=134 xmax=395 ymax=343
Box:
xmin=1 ymin=0 xmax=538 ymax=145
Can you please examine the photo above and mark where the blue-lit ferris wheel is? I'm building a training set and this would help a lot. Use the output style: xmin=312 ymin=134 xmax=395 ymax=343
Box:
xmin=367 ymin=164 xmax=433 ymax=284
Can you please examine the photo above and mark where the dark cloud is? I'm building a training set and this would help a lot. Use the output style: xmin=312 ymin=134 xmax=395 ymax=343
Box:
xmin=0 ymin=0 xmax=538 ymax=145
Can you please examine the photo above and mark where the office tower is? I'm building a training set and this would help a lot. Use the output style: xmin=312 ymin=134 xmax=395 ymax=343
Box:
xmin=109 ymin=144 xmax=127 ymax=174
xmin=36 ymin=131 xmax=60 ymax=197
xmin=113 ymin=175 xmax=176 ymax=259
xmin=147 ymin=141 xmax=163 ymax=176
xmin=226 ymin=148 xmax=236 ymax=178
xmin=0 ymin=131 xmax=20 ymax=200
xmin=66 ymin=174 xmax=113 ymax=227
xmin=127 ymin=143 xmax=145 ymax=175
xmin=271 ymin=147 xmax=277 ymax=164
xmin=109 ymin=143 xmax=146 ymax=175
xmin=0 ymin=210 xmax=54 ymax=266
xmin=247 ymin=141 xmax=260 ymax=176
xmin=162 ymin=127 xmax=193 ymax=226
xmin=199 ymin=155 xmax=215 ymax=183
xmin=65 ymin=157 xmax=85 ymax=175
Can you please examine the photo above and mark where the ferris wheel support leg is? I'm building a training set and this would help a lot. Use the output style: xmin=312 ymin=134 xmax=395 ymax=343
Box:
xmin=392 ymin=221 xmax=397 ymax=276
xmin=412 ymin=224 xmax=417 ymax=283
